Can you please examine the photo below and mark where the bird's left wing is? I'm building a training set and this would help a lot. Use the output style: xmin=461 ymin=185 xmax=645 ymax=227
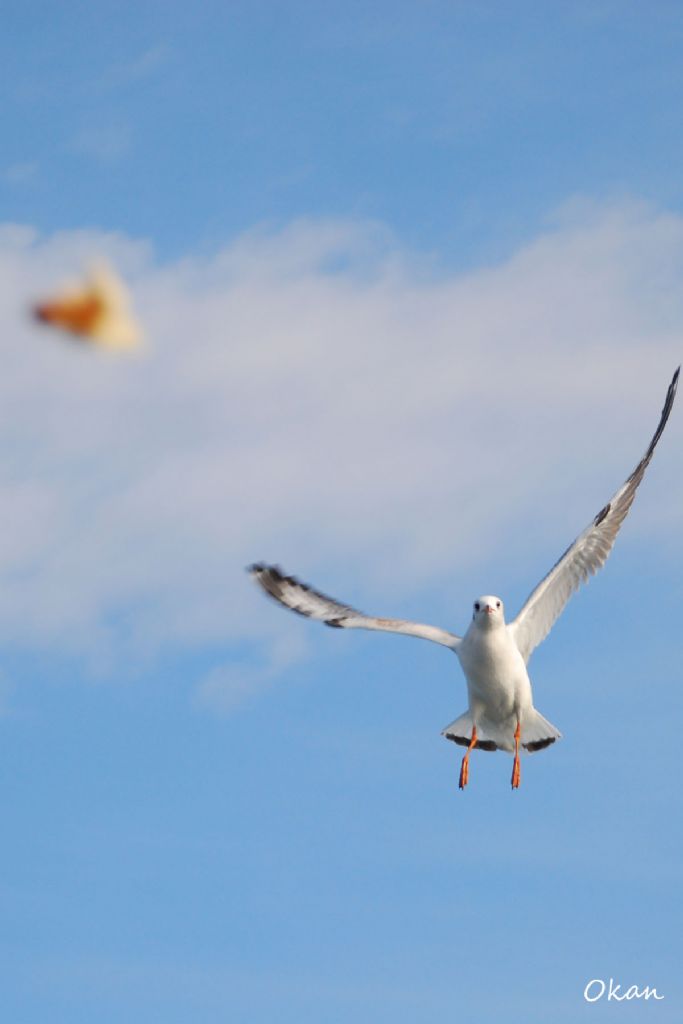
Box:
xmin=510 ymin=367 xmax=679 ymax=664
xmin=249 ymin=564 xmax=461 ymax=649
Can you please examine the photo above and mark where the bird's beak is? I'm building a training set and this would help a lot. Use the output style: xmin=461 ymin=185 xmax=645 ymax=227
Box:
xmin=484 ymin=606 xmax=494 ymax=614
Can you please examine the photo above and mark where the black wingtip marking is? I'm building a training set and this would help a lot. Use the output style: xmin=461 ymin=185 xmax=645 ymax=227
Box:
xmin=650 ymin=365 xmax=679 ymax=447
xmin=249 ymin=563 xmax=364 ymax=624
xmin=248 ymin=562 xmax=289 ymax=580
xmin=625 ymin=366 xmax=680 ymax=485
xmin=248 ymin=563 xmax=295 ymax=587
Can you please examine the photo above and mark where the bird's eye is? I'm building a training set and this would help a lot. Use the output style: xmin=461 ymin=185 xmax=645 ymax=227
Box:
xmin=474 ymin=602 xmax=480 ymax=611
xmin=496 ymin=600 xmax=501 ymax=608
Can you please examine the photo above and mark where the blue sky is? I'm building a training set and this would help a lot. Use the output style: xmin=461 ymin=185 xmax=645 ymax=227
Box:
xmin=1 ymin=4 xmax=682 ymax=1022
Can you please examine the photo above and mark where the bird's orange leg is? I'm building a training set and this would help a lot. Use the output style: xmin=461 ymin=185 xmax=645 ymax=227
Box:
xmin=459 ymin=725 xmax=478 ymax=790
xmin=511 ymin=720 xmax=521 ymax=790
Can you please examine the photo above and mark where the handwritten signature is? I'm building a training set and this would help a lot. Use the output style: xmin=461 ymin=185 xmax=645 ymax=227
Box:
xmin=584 ymin=978 xmax=664 ymax=1003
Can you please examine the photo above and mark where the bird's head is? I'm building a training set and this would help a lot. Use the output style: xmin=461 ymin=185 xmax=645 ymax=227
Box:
xmin=472 ymin=595 xmax=505 ymax=628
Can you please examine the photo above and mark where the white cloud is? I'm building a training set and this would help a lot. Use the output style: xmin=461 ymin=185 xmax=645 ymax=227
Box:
xmin=195 ymin=632 xmax=308 ymax=715
xmin=0 ymin=200 xmax=681 ymax=680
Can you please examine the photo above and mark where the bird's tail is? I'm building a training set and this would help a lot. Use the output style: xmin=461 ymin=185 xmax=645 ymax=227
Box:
xmin=441 ymin=711 xmax=498 ymax=751
xmin=520 ymin=708 xmax=562 ymax=752
xmin=441 ymin=708 xmax=561 ymax=753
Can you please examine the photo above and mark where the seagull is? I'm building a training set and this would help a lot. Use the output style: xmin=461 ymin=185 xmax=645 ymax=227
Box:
xmin=249 ymin=368 xmax=679 ymax=790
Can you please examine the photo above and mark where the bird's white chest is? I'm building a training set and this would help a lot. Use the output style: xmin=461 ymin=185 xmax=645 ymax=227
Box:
xmin=456 ymin=625 xmax=530 ymax=710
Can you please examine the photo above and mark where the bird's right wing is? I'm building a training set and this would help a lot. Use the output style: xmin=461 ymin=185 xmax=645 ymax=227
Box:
xmin=249 ymin=563 xmax=461 ymax=649
xmin=510 ymin=367 xmax=679 ymax=664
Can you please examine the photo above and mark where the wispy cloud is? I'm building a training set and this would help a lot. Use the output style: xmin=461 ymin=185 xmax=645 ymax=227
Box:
xmin=195 ymin=632 xmax=307 ymax=715
xmin=4 ymin=161 xmax=39 ymax=185
xmin=0 ymin=199 xmax=680 ymax=677
xmin=72 ymin=123 xmax=131 ymax=163
xmin=101 ymin=43 xmax=172 ymax=88
xmin=0 ymin=670 xmax=14 ymax=716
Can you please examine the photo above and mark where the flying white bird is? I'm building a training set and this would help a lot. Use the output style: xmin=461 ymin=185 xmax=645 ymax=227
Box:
xmin=250 ymin=368 xmax=679 ymax=790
